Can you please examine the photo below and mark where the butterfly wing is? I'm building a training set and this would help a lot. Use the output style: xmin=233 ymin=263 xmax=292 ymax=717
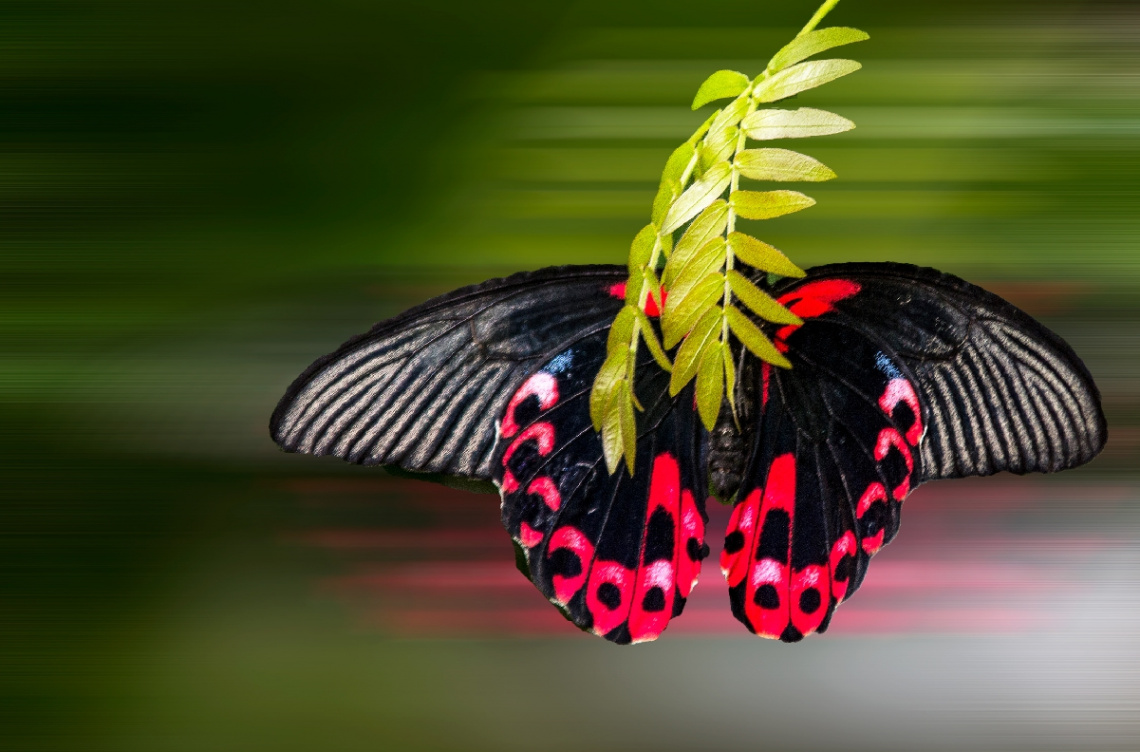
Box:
xmin=270 ymin=265 xmax=628 ymax=479
xmin=722 ymin=262 xmax=1105 ymax=641
xmin=272 ymin=264 xmax=712 ymax=642
xmin=496 ymin=334 xmax=710 ymax=644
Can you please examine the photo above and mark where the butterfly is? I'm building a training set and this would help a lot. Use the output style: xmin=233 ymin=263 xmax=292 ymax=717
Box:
xmin=270 ymin=261 xmax=1106 ymax=644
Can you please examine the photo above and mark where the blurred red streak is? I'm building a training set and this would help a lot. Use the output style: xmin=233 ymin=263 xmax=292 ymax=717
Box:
xmin=325 ymin=558 xmax=1073 ymax=594
xmin=288 ymin=528 xmax=506 ymax=550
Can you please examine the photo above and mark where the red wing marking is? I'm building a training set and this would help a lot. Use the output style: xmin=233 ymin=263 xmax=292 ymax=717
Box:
xmin=586 ymin=561 xmax=635 ymax=636
xmin=607 ymin=281 xmax=665 ymax=317
xmin=502 ymin=422 xmax=555 ymax=464
xmin=628 ymin=453 xmax=682 ymax=642
xmin=880 ymin=377 xmax=923 ymax=445
xmin=774 ymin=279 xmax=862 ymax=351
xmin=829 ymin=531 xmax=857 ymax=602
xmin=874 ymin=427 xmax=913 ymax=500
xmin=574 ymin=454 xmax=703 ymax=642
xmin=547 ymin=527 xmax=594 ymax=605
xmin=761 ymin=362 xmax=771 ymax=408
xmin=789 ymin=564 xmax=828 ymax=635
xmin=501 ymin=470 xmax=519 ymax=493
xmin=501 ymin=372 xmax=559 ymax=439
xmin=721 ymin=489 xmax=759 ymax=587
xmin=519 ymin=522 xmax=544 ymax=548
xmin=678 ymin=490 xmax=704 ymax=599
xmin=857 ymin=482 xmax=888 ymax=555
xmin=526 ymin=477 xmax=561 ymax=511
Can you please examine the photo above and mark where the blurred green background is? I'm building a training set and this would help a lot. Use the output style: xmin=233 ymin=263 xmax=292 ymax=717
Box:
xmin=4 ymin=0 xmax=1140 ymax=750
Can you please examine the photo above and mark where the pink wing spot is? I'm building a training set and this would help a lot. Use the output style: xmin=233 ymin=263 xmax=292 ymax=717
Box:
xmin=678 ymin=490 xmax=705 ymax=598
xmin=790 ymin=564 xmax=830 ymax=636
xmin=829 ymin=531 xmax=857 ymax=602
xmin=502 ymin=422 xmax=556 ymax=465
xmin=874 ymin=428 xmax=913 ymax=500
xmin=518 ymin=522 xmax=544 ymax=548
xmin=879 ymin=377 xmax=924 ymax=446
xmin=721 ymin=488 xmax=760 ymax=586
xmin=526 ymin=477 xmax=561 ymax=511
xmin=500 ymin=372 xmax=560 ymax=439
xmin=586 ymin=560 xmax=635 ymax=637
xmin=500 ymin=470 xmax=519 ymax=494
xmin=547 ymin=527 xmax=594 ymax=605
xmin=746 ymin=558 xmax=790 ymax=639
xmin=629 ymin=560 xmax=676 ymax=642
xmin=775 ymin=279 xmax=862 ymax=348
xmin=608 ymin=282 xmax=626 ymax=300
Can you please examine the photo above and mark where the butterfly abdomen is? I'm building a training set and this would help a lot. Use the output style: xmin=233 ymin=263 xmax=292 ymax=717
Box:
xmin=709 ymin=349 xmax=757 ymax=503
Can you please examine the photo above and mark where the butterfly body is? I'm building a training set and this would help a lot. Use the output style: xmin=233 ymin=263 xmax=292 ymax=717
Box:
xmin=271 ymin=262 xmax=1105 ymax=644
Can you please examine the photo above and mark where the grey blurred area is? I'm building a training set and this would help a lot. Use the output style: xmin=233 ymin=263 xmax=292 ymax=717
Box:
xmin=3 ymin=0 xmax=1140 ymax=750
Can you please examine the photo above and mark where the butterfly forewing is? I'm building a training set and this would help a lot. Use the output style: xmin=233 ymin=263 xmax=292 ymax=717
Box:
xmin=496 ymin=337 xmax=711 ymax=644
xmin=270 ymin=266 xmax=627 ymax=479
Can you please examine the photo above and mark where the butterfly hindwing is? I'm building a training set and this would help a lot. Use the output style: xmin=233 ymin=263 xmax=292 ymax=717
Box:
xmin=497 ymin=336 xmax=711 ymax=644
xmin=270 ymin=266 xmax=628 ymax=479
xmin=721 ymin=287 xmax=923 ymax=641
xmin=722 ymin=263 xmax=1104 ymax=641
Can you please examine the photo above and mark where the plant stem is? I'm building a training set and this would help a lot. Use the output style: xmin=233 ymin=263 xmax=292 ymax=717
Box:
xmin=799 ymin=0 xmax=842 ymax=37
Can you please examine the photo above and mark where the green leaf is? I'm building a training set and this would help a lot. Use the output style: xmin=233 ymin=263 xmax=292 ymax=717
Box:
xmin=644 ymin=266 xmax=663 ymax=312
xmin=721 ymin=340 xmax=736 ymax=413
xmin=699 ymin=126 xmax=738 ymax=172
xmin=754 ymin=59 xmax=861 ymax=104
xmin=661 ymin=161 xmax=732 ymax=234
xmin=725 ymin=305 xmax=792 ymax=369
xmin=651 ymin=178 xmax=680 ymax=227
xmin=629 ymin=224 xmax=657 ymax=272
xmin=620 ymin=383 xmax=637 ymax=473
xmin=666 ymin=200 xmax=728 ymax=285
xmin=606 ymin=304 xmax=637 ymax=352
xmin=590 ymin=350 xmax=627 ymax=429
xmin=601 ymin=387 xmax=625 ymax=474
xmin=688 ymin=111 xmax=718 ymax=145
xmin=662 ymin=142 xmax=696 ymax=185
xmin=709 ymin=94 xmax=751 ymax=134
xmin=624 ymin=267 xmax=645 ymax=307
xmin=742 ymin=107 xmax=855 ymax=140
xmin=731 ymin=189 xmax=816 ymax=220
xmin=663 ymin=272 xmax=724 ymax=349
xmin=727 ymin=270 xmax=804 ymax=325
xmin=767 ymin=27 xmax=869 ymax=73
xmin=735 ymin=148 xmax=836 ymax=182
xmin=691 ymin=70 xmax=750 ymax=110
xmin=668 ymin=237 xmax=725 ymax=306
xmin=669 ymin=307 xmax=721 ymax=396
xmin=726 ymin=232 xmax=806 ymax=278
xmin=634 ymin=309 xmax=673 ymax=373
xmin=695 ymin=343 xmax=724 ymax=431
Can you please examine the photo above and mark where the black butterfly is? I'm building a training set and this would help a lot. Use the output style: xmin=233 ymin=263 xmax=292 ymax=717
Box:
xmin=270 ymin=262 xmax=1106 ymax=644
